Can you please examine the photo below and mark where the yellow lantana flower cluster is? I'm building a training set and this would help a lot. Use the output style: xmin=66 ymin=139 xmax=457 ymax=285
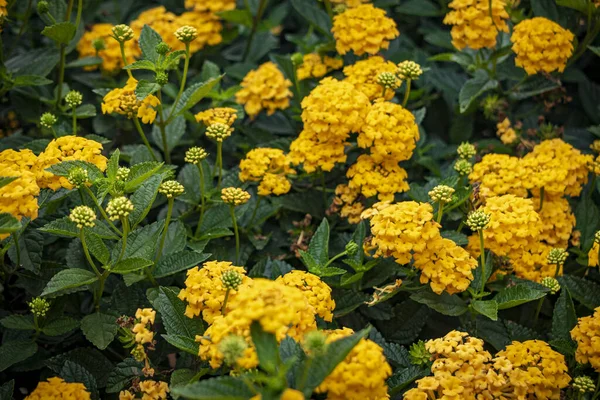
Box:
xmin=443 ymin=0 xmax=509 ymax=50
xmin=131 ymin=308 xmax=156 ymax=345
xmin=343 ymin=56 xmax=399 ymax=101
xmin=101 ymin=78 xmax=160 ymax=124
xmin=331 ymin=184 xmax=364 ymax=224
xmin=315 ymin=328 xmax=392 ymax=400
xmin=77 ymin=24 xmax=140 ymax=73
xmin=119 ymin=380 xmax=169 ymax=400
xmin=184 ymin=0 xmax=235 ymax=13
xmin=329 ymin=0 xmax=369 ymax=8
xmin=297 ymin=53 xmax=344 ymax=81
xmin=571 ymin=306 xmax=600 ymax=372
xmin=194 ymin=107 xmax=237 ymax=127
xmin=496 ymin=117 xmax=518 ymax=145
xmin=178 ymin=261 xmax=249 ymax=323
xmin=25 ymin=377 xmax=91 ymax=400
xmin=235 ymin=62 xmax=293 ymax=119
xmin=35 ymin=136 xmax=108 ymax=191
xmin=346 ymin=155 xmax=409 ymax=201
xmin=511 ymin=17 xmax=575 ymax=75
xmin=276 ymin=270 xmax=336 ymax=322
xmin=532 ymin=196 xmax=575 ymax=248
xmin=239 ymin=148 xmax=296 ymax=196
xmin=0 ymin=150 xmax=40 ymax=222
xmin=469 ymin=153 xmax=527 ymax=198
xmin=332 ymin=4 xmax=399 ymax=56
xmin=197 ymin=278 xmax=316 ymax=369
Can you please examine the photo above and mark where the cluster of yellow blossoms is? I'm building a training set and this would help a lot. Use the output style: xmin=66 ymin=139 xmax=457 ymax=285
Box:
xmin=363 ymin=201 xmax=477 ymax=294
xmin=132 ymin=308 xmax=155 ymax=345
xmin=25 ymin=377 xmax=90 ymax=400
xmin=315 ymin=328 xmax=392 ymax=400
xmin=235 ymin=62 xmax=293 ymax=119
xmin=443 ymin=0 xmax=509 ymax=50
xmin=178 ymin=261 xmax=249 ymax=323
xmin=101 ymin=78 xmax=160 ymax=124
xmin=405 ymin=331 xmax=570 ymax=400
xmin=343 ymin=57 xmax=398 ymax=101
xmin=331 ymin=184 xmax=364 ymax=224
xmin=77 ymin=24 xmax=140 ymax=73
xmin=571 ymin=306 xmax=600 ymax=372
xmin=496 ymin=117 xmax=518 ymax=145
xmin=239 ymin=148 xmax=296 ymax=196
xmin=119 ymin=380 xmax=169 ymax=400
xmin=276 ymin=270 xmax=336 ymax=321
xmin=297 ymin=53 xmax=344 ymax=81
xmin=195 ymin=107 xmax=237 ymax=127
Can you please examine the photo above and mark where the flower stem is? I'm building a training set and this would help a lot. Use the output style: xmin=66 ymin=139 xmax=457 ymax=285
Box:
xmin=80 ymin=229 xmax=101 ymax=276
xmin=478 ymin=229 xmax=486 ymax=296
xmin=554 ymin=262 xmax=562 ymax=278
xmin=323 ymin=250 xmax=348 ymax=269
xmin=133 ymin=117 xmax=157 ymax=161
xmin=221 ymin=288 xmax=231 ymax=315
xmin=119 ymin=41 xmax=133 ymax=79
xmin=216 ymin=141 xmax=223 ymax=190
xmin=72 ymin=107 xmax=77 ymax=135
xmin=230 ymin=205 xmax=240 ymax=264
xmin=533 ymin=297 xmax=544 ymax=327
xmin=436 ymin=202 xmax=444 ymax=224
xmin=156 ymin=198 xmax=174 ymax=262
xmin=243 ymin=0 xmax=269 ymax=61
xmin=323 ymin=0 xmax=333 ymax=19
xmin=402 ymin=79 xmax=412 ymax=107
xmin=81 ymin=186 xmax=122 ymax=237
xmin=12 ymin=233 xmax=20 ymax=267
xmin=195 ymin=163 xmax=206 ymax=237
xmin=168 ymin=43 xmax=190 ymax=120
xmin=55 ymin=0 xmax=75 ymax=109
xmin=156 ymin=92 xmax=171 ymax=164
xmin=117 ymin=218 xmax=129 ymax=263
xmin=248 ymin=196 xmax=262 ymax=230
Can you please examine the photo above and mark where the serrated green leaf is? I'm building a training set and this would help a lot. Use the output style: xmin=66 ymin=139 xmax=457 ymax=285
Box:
xmin=251 ymin=322 xmax=280 ymax=374
xmin=84 ymin=230 xmax=110 ymax=265
xmin=111 ymin=258 xmax=154 ymax=274
xmin=493 ymin=284 xmax=547 ymax=310
xmin=309 ymin=218 xmax=329 ymax=266
xmin=152 ymin=115 xmax=186 ymax=153
xmin=46 ymin=348 xmax=113 ymax=388
xmin=551 ymin=287 xmax=577 ymax=342
xmin=111 ymin=220 xmax=164 ymax=262
xmin=150 ymin=287 xmax=204 ymax=338
xmin=106 ymin=359 xmax=143 ymax=393
xmin=41 ymin=269 xmax=98 ymax=298
xmin=40 ymin=217 xmax=79 ymax=237
xmin=106 ymin=149 xmax=120 ymax=182
xmin=66 ymin=56 xmax=103 ymax=68
xmin=459 ymin=71 xmax=498 ymax=113
xmin=575 ymin=196 xmax=600 ymax=251
xmin=388 ymin=366 xmax=429 ymax=395
xmin=9 ymin=229 xmax=44 ymax=274
xmin=218 ymin=9 xmax=253 ymax=26
xmin=556 ymin=0 xmax=589 ymax=13
xmin=0 ymin=314 xmax=35 ymax=330
xmin=60 ymin=361 xmax=98 ymax=400
xmin=80 ymin=313 xmax=117 ymax=350
xmin=42 ymin=22 xmax=76 ymax=44
xmin=139 ymin=25 xmax=163 ymax=63
xmin=0 ymin=379 xmax=14 ymax=400
xmin=124 ymin=60 xmax=156 ymax=71
xmin=129 ymin=175 xmax=162 ymax=227
xmin=135 ymin=79 xmax=161 ymax=101
xmin=472 ymin=300 xmax=498 ymax=321
xmin=125 ymin=162 xmax=164 ymax=192
xmin=46 ymin=160 xmax=103 ymax=182
xmin=42 ymin=317 xmax=80 ymax=336
xmin=397 ymin=0 xmax=441 ymax=16
xmin=0 ymin=213 xmax=21 ymax=234
xmin=171 ymin=376 xmax=255 ymax=399
xmin=0 ymin=340 xmax=37 ymax=372
xmin=559 ymin=275 xmax=600 ymax=310
xmin=172 ymin=76 xmax=223 ymax=118
xmin=290 ymin=0 xmax=332 ymax=37
xmin=154 ymin=251 xmax=211 ymax=278
xmin=162 ymin=334 xmax=200 ymax=355
xmin=13 ymin=75 xmax=53 ymax=87
xmin=411 ymin=290 xmax=469 ymax=316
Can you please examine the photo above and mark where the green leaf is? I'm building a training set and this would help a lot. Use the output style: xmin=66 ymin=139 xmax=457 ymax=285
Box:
xmin=556 ymin=0 xmax=589 ymax=13
xmin=410 ymin=290 xmax=469 ymax=316
xmin=388 ymin=366 xmax=429 ymax=395
xmin=172 ymin=76 xmax=223 ymax=118
xmin=0 ymin=213 xmax=21 ymax=234
xmin=0 ymin=315 xmax=35 ymax=330
xmin=309 ymin=218 xmax=330 ymax=266
xmin=135 ymin=79 xmax=161 ymax=101
xmin=0 ymin=340 xmax=37 ymax=372
xmin=459 ymin=71 xmax=498 ymax=113
xmin=551 ymin=287 xmax=577 ymax=342
xmin=162 ymin=334 xmax=200 ymax=355
xmin=106 ymin=149 xmax=120 ymax=181
xmin=46 ymin=160 xmax=103 ymax=182
xmin=125 ymin=60 xmax=156 ymax=71
xmin=290 ymin=0 xmax=332 ymax=37
xmin=80 ymin=313 xmax=118 ymax=350
xmin=42 ymin=317 xmax=80 ymax=336
xmin=299 ymin=328 xmax=369 ymax=396
xmin=139 ymin=25 xmax=163 ymax=63
xmin=171 ymin=376 xmax=255 ymax=399
xmin=129 ymin=175 xmax=162 ymax=227
xmin=397 ymin=0 xmax=441 ymax=16
xmin=42 ymin=22 xmax=76 ymax=44
xmin=13 ymin=75 xmax=53 ymax=87
xmin=493 ymin=284 xmax=547 ymax=310
xmin=0 ymin=176 xmax=17 ymax=189
xmin=111 ymin=220 xmax=164 ymax=262
xmin=40 ymin=217 xmax=117 ymax=240
xmin=149 ymin=287 xmax=204 ymax=338
xmin=218 ymin=9 xmax=253 ymax=26
xmin=152 ymin=115 xmax=186 ymax=153
xmin=111 ymin=258 xmax=154 ymax=274
xmin=251 ymin=322 xmax=280 ymax=374
xmin=106 ymin=359 xmax=143 ymax=393
xmin=60 ymin=361 xmax=98 ymax=400
xmin=575 ymin=195 xmax=600 ymax=251
xmin=589 ymin=46 xmax=600 ymax=57
xmin=66 ymin=56 xmax=103 ymax=68
xmin=449 ymin=113 xmax=474 ymax=144
xmin=125 ymin=162 xmax=165 ymax=192
xmin=45 ymin=348 xmax=113 ymax=388
xmin=0 ymin=380 xmax=14 ymax=400
xmin=154 ymin=251 xmax=211 ymax=278
xmin=73 ymin=104 xmax=97 ymax=118
xmin=41 ymin=269 xmax=98 ymax=298
xmin=9 ymin=229 xmax=44 ymax=273
xmin=559 ymin=275 xmax=600 ymax=310
xmin=84 ymin=230 xmax=110 ymax=265
xmin=470 ymin=251 xmax=493 ymax=293
xmin=471 ymin=300 xmax=498 ymax=321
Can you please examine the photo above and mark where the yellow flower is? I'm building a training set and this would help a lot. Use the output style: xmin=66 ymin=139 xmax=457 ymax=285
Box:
xmin=239 ymin=148 xmax=295 ymax=196
xmin=251 ymin=389 xmax=305 ymax=400
xmin=258 ymin=173 xmax=292 ymax=196
xmin=532 ymin=196 xmax=575 ymax=248
xmin=297 ymin=53 xmax=343 ymax=80
xmin=101 ymin=78 xmax=160 ymax=124
xmin=185 ymin=0 xmax=235 ymax=13
xmin=511 ymin=17 xmax=575 ymax=75
xmin=178 ymin=261 xmax=249 ymax=323
xmin=35 ymin=136 xmax=108 ymax=191
xmin=276 ymin=270 xmax=336 ymax=322
xmin=332 ymin=4 xmax=399 ymax=56
xmin=289 ymin=129 xmax=348 ymax=174
xmin=413 ymin=236 xmax=477 ymax=295
xmin=132 ymin=322 xmax=154 ymax=344
xmin=496 ymin=117 xmax=518 ymax=144
xmin=329 ymin=0 xmax=369 ymax=7
xmin=0 ymin=154 xmax=40 ymax=224
xmin=469 ymin=154 xmax=528 ymax=198
xmin=589 ymin=242 xmax=599 ymax=267
xmin=362 ymin=201 xmax=440 ymax=265
xmin=347 ymin=154 xmax=409 ymax=201
xmin=136 ymin=308 xmax=156 ymax=325
xmin=571 ymin=307 xmax=600 ymax=372
xmin=510 ymin=241 xmax=557 ymax=282
xmin=521 ymin=138 xmax=592 ymax=197
xmin=235 ymin=62 xmax=293 ymax=118
xmin=357 ymin=100 xmax=419 ymax=163
xmin=332 ymin=184 xmax=364 ymax=224
xmin=315 ymin=328 xmax=392 ymax=400
xmin=76 ymin=24 xmax=140 ymax=73
xmin=342 ymin=56 xmax=399 ymax=101
xmin=195 ymin=107 xmax=237 ymax=127
xmin=443 ymin=0 xmax=509 ymax=50
xmin=138 ymin=380 xmax=169 ymax=400
xmin=25 ymin=377 xmax=91 ymax=400
xmin=197 ymin=279 xmax=316 ymax=369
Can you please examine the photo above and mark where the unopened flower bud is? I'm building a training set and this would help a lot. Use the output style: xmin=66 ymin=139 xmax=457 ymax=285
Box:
xmin=428 ymin=185 xmax=455 ymax=204
xmin=573 ymin=376 xmax=595 ymax=393
xmin=67 ymin=167 xmax=89 ymax=188
xmin=454 ymin=159 xmax=473 ymax=176
xmin=221 ymin=269 xmax=243 ymax=290
xmin=28 ymin=297 xmax=50 ymax=318
xmin=218 ymin=335 xmax=248 ymax=366
xmin=159 ymin=180 xmax=185 ymax=198
xmin=540 ymin=277 xmax=560 ymax=295
xmin=37 ymin=1 xmax=50 ymax=14
xmin=92 ymin=38 xmax=106 ymax=52
xmin=155 ymin=71 xmax=168 ymax=86
xmin=302 ymin=330 xmax=328 ymax=356
xmin=397 ymin=61 xmax=423 ymax=80
xmin=69 ymin=205 xmax=96 ymax=228
xmin=116 ymin=167 xmax=130 ymax=181
xmin=106 ymin=196 xmax=134 ymax=220
xmin=376 ymin=71 xmax=401 ymax=90
xmin=112 ymin=24 xmax=134 ymax=42
xmin=206 ymin=123 xmax=233 ymax=142
xmin=65 ymin=90 xmax=83 ymax=108
xmin=291 ymin=53 xmax=304 ymax=67
xmin=155 ymin=42 xmax=170 ymax=55
xmin=221 ymin=187 xmax=251 ymax=206
xmin=466 ymin=210 xmax=490 ymax=231
xmin=547 ymin=248 xmax=568 ymax=265
xmin=409 ymin=340 xmax=431 ymax=366
xmin=174 ymin=26 xmax=198 ymax=43
xmin=457 ymin=142 xmax=476 ymax=159
xmin=40 ymin=112 xmax=57 ymax=128
xmin=185 ymin=147 xmax=209 ymax=164
xmin=345 ymin=241 xmax=359 ymax=257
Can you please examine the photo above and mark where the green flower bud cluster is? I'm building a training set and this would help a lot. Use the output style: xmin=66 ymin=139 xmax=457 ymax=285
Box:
xmin=376 ymin=71 xmax=400 ymax=90
xmin=112 ymin=24 xmax=134 ymax=42
xmin=397 ymin=61 xmax=423 ymax=80
xmin=40 ymin=112 xmax=57 ymax=128
xmin=185 ymin=147 xmax=209 ymax=164
xmin=409 ymin=340 xmax=431 ymax=366
xmin=206 ymin=123 xmax=232 ymax=142
xmin=116 ymin=167 xmax=131 ymax=181
xmin=28 ymin=297 xmax=50 ymax=318
xmin=65 ymin=90 xmax=83 ymax=108
xmin=106 ymin=196 xmax=134 ymax=220
xmin=158 ymin=180 xmax=185 ymax=198
xmin=547 ymin=248 xmax=568 ymax=265
xmin=428 ymin=185 xmax=455 ymax=204
xmin=540 ymin=277 xmax=560 ymax=295
xmin=466 ymin=210 xmax=490 ymax=231
xmin=454 ymin=159 xmax=473 ymax=176
xmin=69 ymin=206 xmax=96 ymax=229
xmin=67 ymin=167 xmax=89 ymax=188
xmin=457 ymin=142 xmax=476 ymax=160
xmin=573 ymin=376 xmax=595 ymax=393
xmin=221 ymin=269 xmax=244 ymax=290
xmin=218 ymin=334 xmax=248 ymax=366
xmin=302 ymin=330 xmax=328 ymax=356
xmin=174 ymin=26 xmax=198 ymax=43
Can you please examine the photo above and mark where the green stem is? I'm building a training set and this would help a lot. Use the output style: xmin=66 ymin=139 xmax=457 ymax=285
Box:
xmin=402 ymin=79 xmax=412 ymax=107
xmin=81 ymin=186 xmax=122 ymax=237
xmin=156 ymin=198 xmax=174 ymax=261
xmin=168 ymin=43 xmax=190 ymax=121
xmin=133 ymin=117 xmax=157 ymax=161
xmin=156 ymin=92 xmax=171 ymax=164
xmin=95 ymin=271 xmax=109 ymax=311
xmin=323 ymin=0 xmax=333 ymax=19
xmin=80 ymin=229 xmax=101 ymax=276
xmin=50 ymin=127 xmax=58 ymax=139
xmin=533 ymin=297 xmax=544 ymax=327
xmin=554 ymin=262 xmax=562 ymax=278
xmin=381 ymin=87 xmax=387 ymax=98
xmin=119 ymin=41 xmax=133 ymax=79
xmin=478 ymin=229 xmax=486 ymax=296
xmin=297 ymin=357 xmax=313 ymax=392
xmin=538 ymin=187 xmax=545 ymax=212
xmin=12 ymin=233 xmax=20 ymax=267
xmin=320 ymin=171 xmax=327 ymax=209
xmin=117 ymin=218 xmax=129 ymax=263
xmin=247 ymin=196 xmax=262 ymax=230
xmin=221 ymin=288 xmax=231 ymax=315
xmin=323 ymin=250 xmax=348 ymax=269
xmin=589 ymin=174 xmax=597 ymax=199
xmin=195 ymin=163 xmax=206 ymax=237
xmin=72 ymin=107 xmax=77 ymax=135
xmin=436 ymin=202 xmax=444 ymax=224
xmin=216 ymin=141 xmax=223 ymax=189
xmin=242 ymin=0 xmax=269 ymax=61
xmin=55 ymin=45 xmax=67 ymax=109
xmin=230 ymin=206 xmax=240 ymax=264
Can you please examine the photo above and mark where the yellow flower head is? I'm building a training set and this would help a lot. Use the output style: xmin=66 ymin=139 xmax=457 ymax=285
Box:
xmin=332 ymin=4 xmax=399 ymax=56
xmin=469 ymin=153 xmax=528 ymax=198
xmin=315 ymin=328 xmax=392 ymax=400
xmin=137 ymin=380 xmax=169 ymax=400
xmin=521 ymin=138 xmax=592 ymax=197
xmin=347 ymin=154 xmax=409 ymax=201
xmin=0 ymin=149 xmax=40 ymax=222
xmin=571 ymin=307 xmax=600 ymax=372
xmin=185 ymin=0 xmax=236 ymax=13
xmin=532 ymin=196 xmax=575 ymax=248
xmin=296 ymin=53 xmax=344 ymax=80
xmin=198 ymin=279 xmax=316 ymax=369
xmin=357 ymin=100 xmax=420 ymax=163
xmin=332 ymin=183 xmax=364 ymax=224
xmin=239 ymin=147 xmax=295 ymax=196
xmin=511 ymin=17 xmax=575 ymax=75
xmin=362 ymin=201 xmax=440 ymax=265
xmin=25 ymin=377 xmax=91 ymax=400
xmin=288 ymin=129 xmax=348 ymax=174
xmin=101 ymin=78 xmax=160 ymax=124
xmin=342 ymin=56 xmax=399 ymax=101
xmin=76 ymin=24 xmax=140 ymax=73
xmin=195 ymin=107 xmax=237 ymax=127
xmin=276 ymin=270 xmax=336 ymax=322
xmin=258 ymin=173 xmax=292 ymax=196
xmin=329 ymin=0 xmax=369 ymax=8
xmin=35 ymin=136 xmax=108 ymax=191
xmin=496 ymin=117 xmax=518 ymax=144
xmin=589 ymin=241 xmax=599 ymax=267
xmin=443 ymin=0 xmax=509 ymax=50
xmin=178 ymin=261 xmax=249 ymax=323
xmin=413 ymin=237 xmax=477 ymax=295
xmin=235 ymin=62 xmax=293 ymax=118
